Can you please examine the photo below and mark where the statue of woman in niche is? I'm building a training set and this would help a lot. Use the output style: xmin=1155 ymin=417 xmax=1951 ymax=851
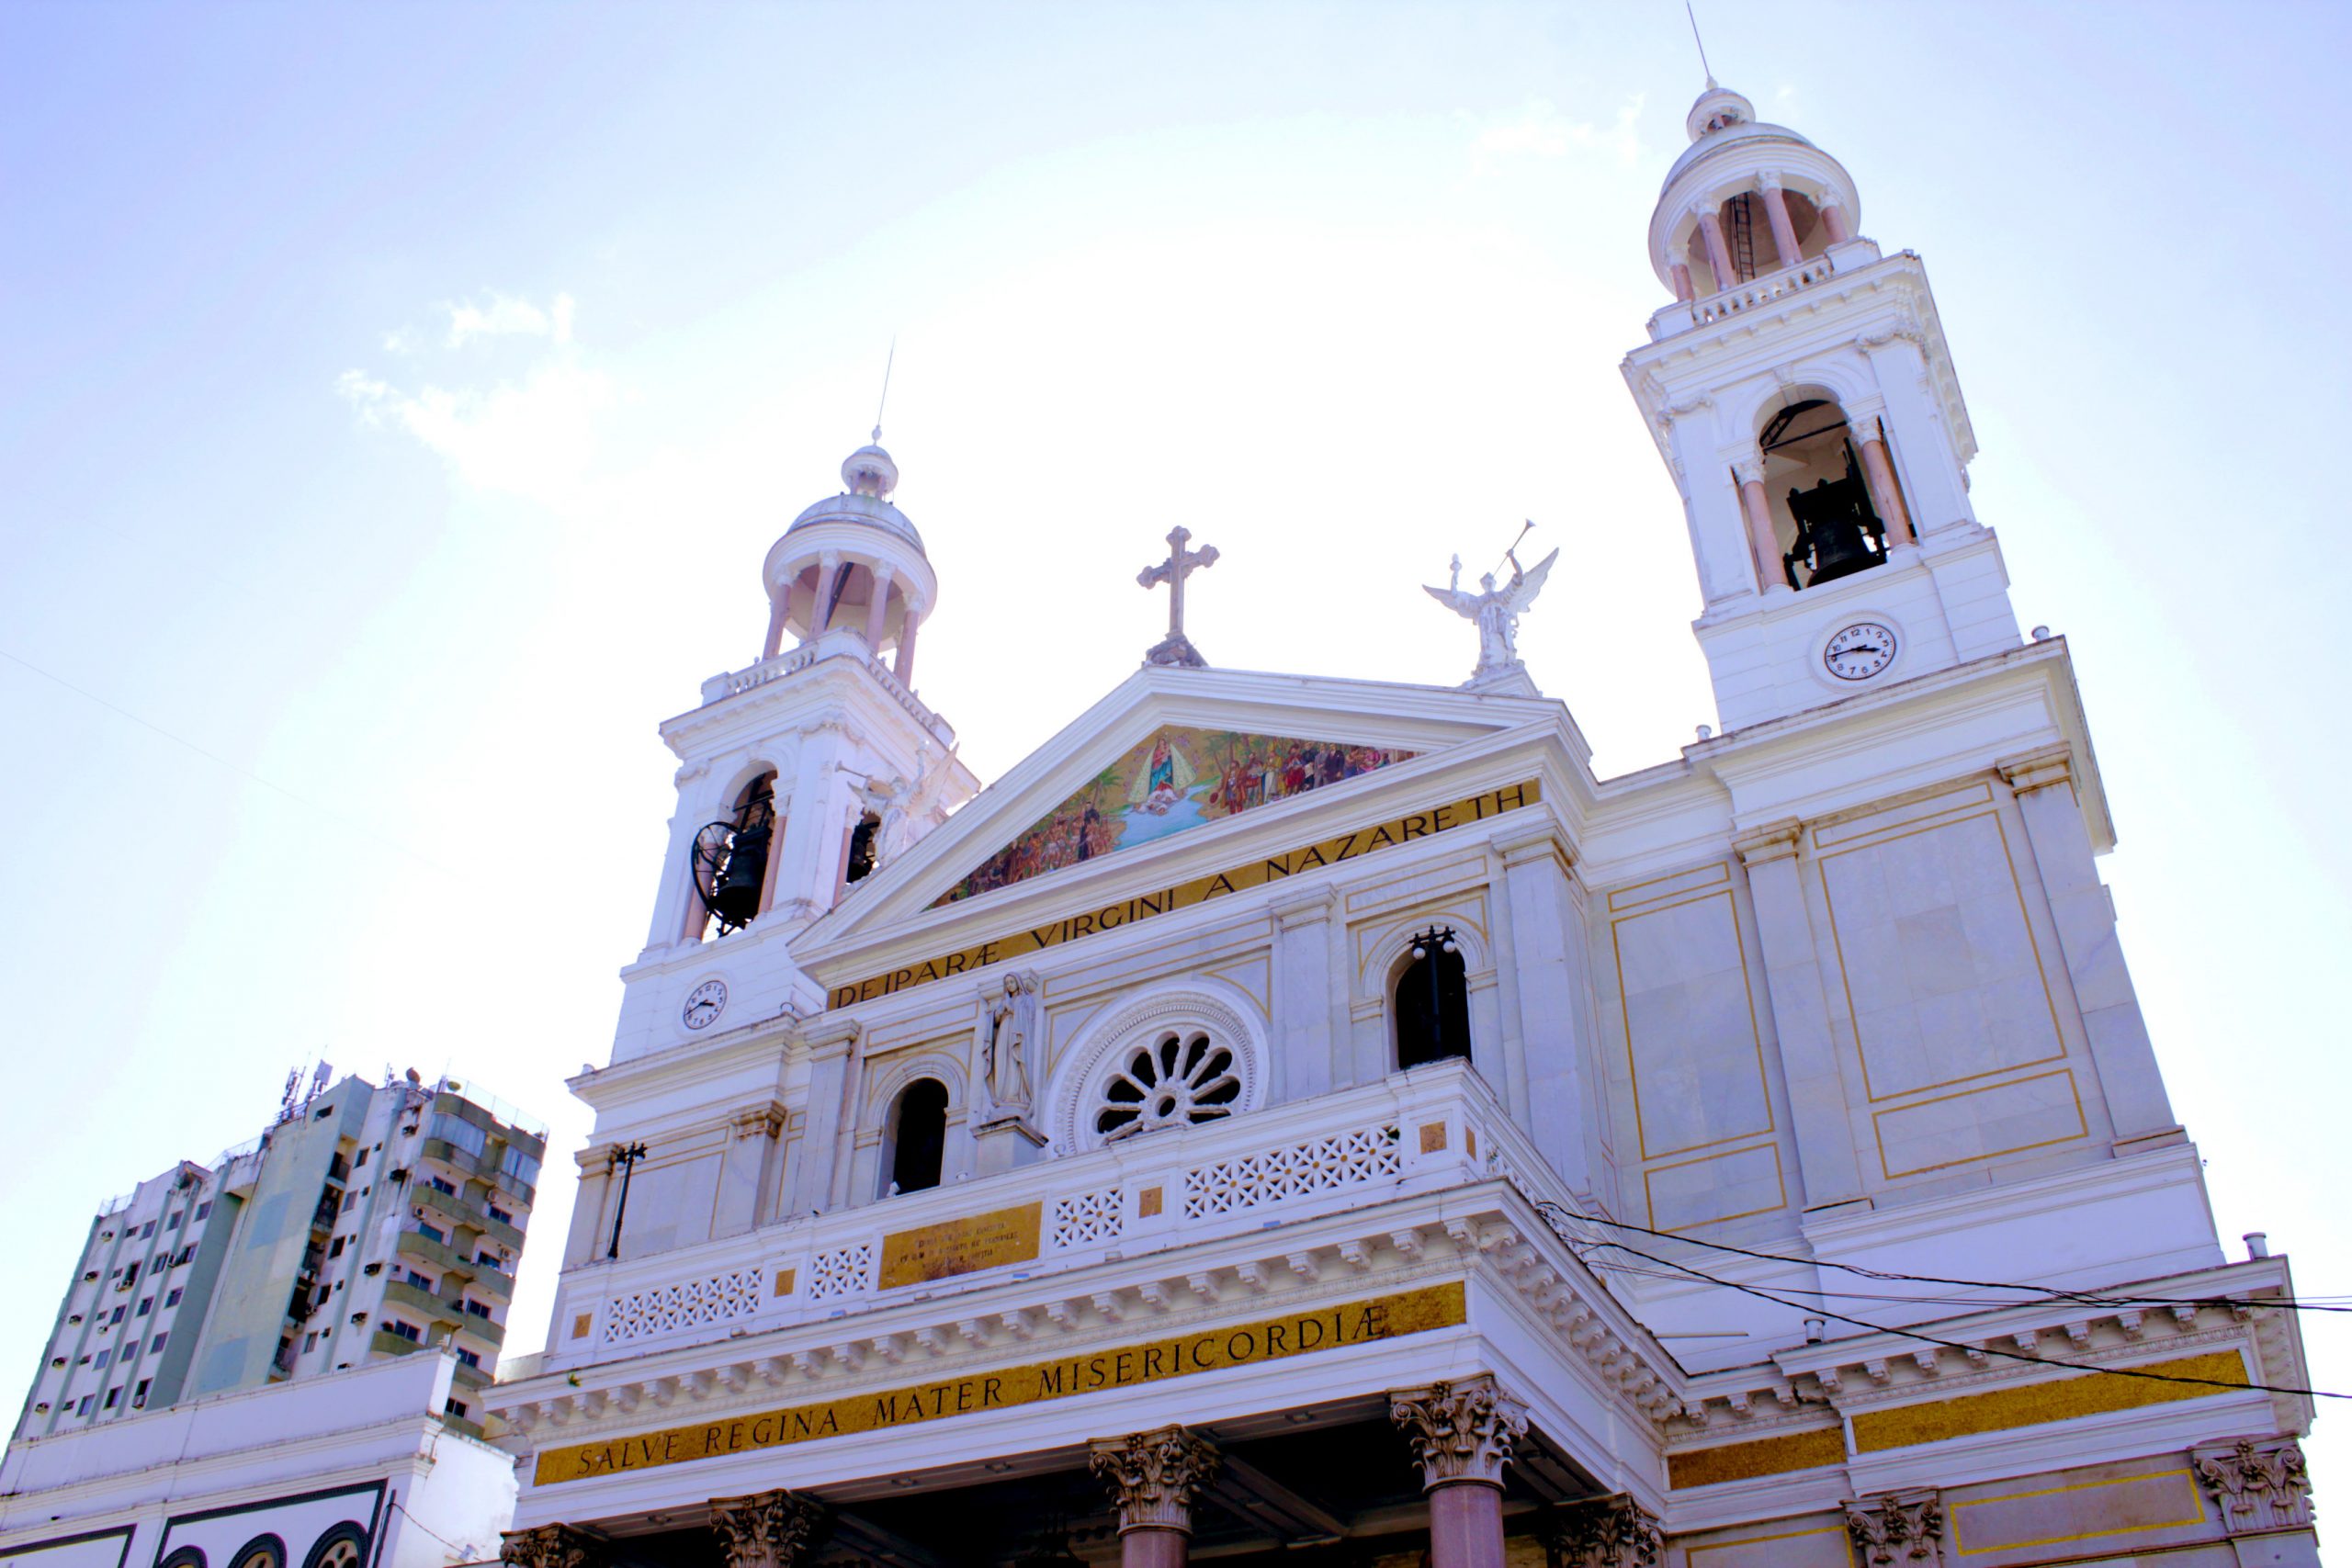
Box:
xmin=978 ymin=972 xmax=1041 ymax=1118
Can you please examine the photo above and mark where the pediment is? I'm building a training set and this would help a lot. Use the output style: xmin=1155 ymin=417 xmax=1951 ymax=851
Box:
xmin=805 ymin=665 xmax=1559 ymax=946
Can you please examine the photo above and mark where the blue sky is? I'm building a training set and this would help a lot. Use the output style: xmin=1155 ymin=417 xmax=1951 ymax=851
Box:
xmin=5 ymin=0 xmax=2348 ymax=1476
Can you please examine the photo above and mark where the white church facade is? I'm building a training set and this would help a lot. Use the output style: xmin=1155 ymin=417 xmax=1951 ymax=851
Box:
xmin=482 ymin=85 xmax=2321 ymax=1568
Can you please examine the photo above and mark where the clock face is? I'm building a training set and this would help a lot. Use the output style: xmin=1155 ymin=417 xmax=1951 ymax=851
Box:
xmin=682 ymin=979 xmax=728 ymax=1031
xmin=1824 ymin=621 xmax=1898 ymax=682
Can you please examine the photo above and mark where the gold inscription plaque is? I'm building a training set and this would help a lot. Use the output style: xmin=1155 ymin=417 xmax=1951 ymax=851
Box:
xmin=828 ymin=781 xmax=1543 ymax=1008
xmin=878 ymin=1201 xmax=1043 ymax=1290
xmin=533 ymin=1280 xmax=1466 ymax=1486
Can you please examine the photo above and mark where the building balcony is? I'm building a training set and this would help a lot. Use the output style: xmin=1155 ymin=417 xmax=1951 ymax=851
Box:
xmin=542 ymin=1060 xmax=1561 ymax=1371
xmin=421 ymin=1137 xmax=539 ymax=1208
xmin=412 ymin=1186 xmax=526 ymax=1254
xmin=381 ymin=1279 xmax=464 ymax=1332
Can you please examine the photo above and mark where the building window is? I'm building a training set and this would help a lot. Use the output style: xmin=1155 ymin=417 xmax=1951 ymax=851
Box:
xmin=500 ymin=1146 xmax=541 ymax=1186
xmin=487 ymin=1204 xmax=514 ymax=1224
xmin=327 ymin=1235 xmax=347 ymax=1258
xmin=300 ymin=1526 xmax=368 ymax=1568
xmin=340 ymin=1190 xmax=357 ymax=1213
xmin=140 ymin=1221 xmax=155 ymax=1239
xmin=94 ymin=1349 xmax=109 ymax=1369
xmin=417 ymin=1223 xmax=445 ymax=1245
xmin=403 ymin=1269 xmax=433 ymax=1291
xmin=463 ymin=1299 xmax=492 ymax=1319
xmin=428 ymin=1176 xmax=458 ymax=1197
xmin=133 ymin=1379 xmax=150 ymax=1406
xmin=103 ymin=1387 xmax=119 ymax=1408
xmin=150 ymin=1335 xmax=166 ymax=1354
xmin=453 ymin=1347 xmax=481 ymax=1370
xmin=165 ymin=1211 xmax=182 ymax=1229
xmin=355 ymin=1147 xmax=369 ymax=1168
xmin=883 ymin=1078 xmax=949 ymax=1196
xmin=76 ymin=1394 xmax=93 ymax=1416
xmin=383 ymin=1319 xmax=421 ymax=1343
xmin=444 ymin=1397 xmax=469 ymax=1418
xmin=1094 ymin=1032 xmax=1240 ymax=1143
xmin=195 ymin=1201 xmax=211 ymax=1220
xmin=1394 ymin=926 xmax=1472 ymax=1069
xmin=228 ymin=1536 xmax=284 ymax=1568
xmin=165 ymin=1288 xmax=183 ymax=1307
xmin=108 ymin=1306 xmax=126 ymax=1325
xmin=304 ymin=1331 xmax=320 ymax=1352
xmin=174 ymin=1247 xmax=195 ymax=1266
xmin=137 ymin=1297 xmax=153 ymax=1316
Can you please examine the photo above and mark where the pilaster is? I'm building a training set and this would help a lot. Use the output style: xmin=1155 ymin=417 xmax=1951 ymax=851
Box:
xmin=1734 ymin=818 xmax=1867 ymax=1211
xmin=1494 ymin=826 xmax=1598 ymax=1197
xmin=1997 ymin=747 xmax=2178 ymax=1146
xmin=785 ymin=1016 xmax=860 ymax=1215
xmin=2194 ymin=1436 xmax=2316 ymax=1546
xmin=1270 ymin=887 xmax=1340 ymax=1104
xmin=1845 ymin=1490 xmax=1945 ymax=1568
xmin=713 ymin=1103 xmax=786 ymax=1238
xmin=499 ymin=1525 xmax=607 ymax=1568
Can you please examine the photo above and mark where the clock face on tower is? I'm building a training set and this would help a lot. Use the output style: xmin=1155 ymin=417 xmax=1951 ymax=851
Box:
xmin=1824 ymin=621 xmax=1898 ymax=682
xmin=682 ymin=978 xmax=728 ymax=1031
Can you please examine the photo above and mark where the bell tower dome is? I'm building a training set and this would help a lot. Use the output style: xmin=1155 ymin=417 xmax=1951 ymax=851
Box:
xmin=608 ymin=436 xmax=978 ymax=1064
xmin=1623 ymin=83 xmax=2021 ymax=731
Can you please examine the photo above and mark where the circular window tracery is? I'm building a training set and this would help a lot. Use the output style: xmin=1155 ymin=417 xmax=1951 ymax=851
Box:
xmin=1094 ymin=1031 xmax=1240 ymax=1142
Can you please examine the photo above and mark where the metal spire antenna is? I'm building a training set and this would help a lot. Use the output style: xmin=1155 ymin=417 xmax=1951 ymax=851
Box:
xmin=870 ymin=338 xmax=893 ymax=444
xmin=1685 ymin=1 xmax=1716 ymax=88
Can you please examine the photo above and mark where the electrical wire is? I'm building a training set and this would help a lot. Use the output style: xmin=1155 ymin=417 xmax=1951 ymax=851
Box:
xmin=1532 ymin=1201 xmax=2343 ymax=1402
xmin=1544 ymin=1200 xmax=2352 ymax=1316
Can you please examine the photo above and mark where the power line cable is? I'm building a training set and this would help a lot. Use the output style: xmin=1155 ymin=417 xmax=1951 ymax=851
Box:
xmin=1532 ymin=1201 xmax=2341 ymax=1402
xmin=1548 ymin=1200 xmax=2352 ymax=1316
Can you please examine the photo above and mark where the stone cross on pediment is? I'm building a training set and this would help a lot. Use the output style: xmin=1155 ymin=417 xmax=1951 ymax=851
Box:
xmin=1137 ymin=525 xmax=1219 ymax=668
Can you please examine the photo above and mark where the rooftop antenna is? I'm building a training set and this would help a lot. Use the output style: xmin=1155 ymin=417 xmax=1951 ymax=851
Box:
xmin=1685 ymin=0 xmax=1717 ymax=88
xmin=870 ymin=338 xmax=893 ymax=444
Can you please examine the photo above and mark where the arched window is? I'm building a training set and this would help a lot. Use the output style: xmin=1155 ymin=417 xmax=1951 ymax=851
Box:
xmin=845 ymin=810 xmax=881 ymax=885
xmin=300 ymin=1525 xmax=368 ymax=1568
xmin=229 ymin=1535 xmax=285 ymax=1568
xmin=1093 ymin=1031 xmax=1239 ymax=1143
xmin=885 ymin=1079 xmax=948 ymax=1195
xmin=690 ymin=771 xmax=777 ymax=939
xmin=1395 ymin=926 xmax=1472 ymax=1069
xmin=1759 ymin=397 xmax=1889 ymax=590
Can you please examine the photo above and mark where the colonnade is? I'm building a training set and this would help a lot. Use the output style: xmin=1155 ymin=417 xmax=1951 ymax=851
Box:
xmin=1668 ymin=174 xmax=1854 ymax=303
xmin=498 ymin=1373 xmax=1665 ymax=1568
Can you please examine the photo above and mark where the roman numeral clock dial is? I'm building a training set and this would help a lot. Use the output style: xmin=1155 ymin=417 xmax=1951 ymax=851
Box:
xmin=1824 ymin=621 xmax=1898 ymax=682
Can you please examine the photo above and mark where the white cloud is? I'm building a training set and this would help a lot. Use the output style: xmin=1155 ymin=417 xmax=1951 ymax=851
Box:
xmin=445 ymin=290 xmax=576 ymax=348
xmin=337 ymin=292 xmax=614 ymax=505
xmin=1466 ymin=96 xmax=1646 ymax=172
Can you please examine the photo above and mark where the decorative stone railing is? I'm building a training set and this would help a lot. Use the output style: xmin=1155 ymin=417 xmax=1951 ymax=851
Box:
xmin=544 ymin=1062 xmax=1568 ymax=1366
xmin=1644 ymin=241 xmax=1886 ymax=341
xmin=697 ymin=630 xmax=956 ymax=743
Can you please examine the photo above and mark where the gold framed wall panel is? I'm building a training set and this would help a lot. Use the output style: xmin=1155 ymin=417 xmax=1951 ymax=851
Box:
xmin=1611 ymin=888 xmax=1773 ymax=1160
xmin=1341 ymin=844 xmax=1488 ymax=919
xmin=1605 ymin=859 xmax=1730 ymax=912
xmin=1948 ymin=1466 xmax=2205 ymax=1560
xmin=1812 ymin=781 xmax=1995 ymax=849
xmin=1871 ymin=1067 xmax=2087 ymax=1179
xmin=1643 ymin=1141 xmax=1785 ymax=1232
xmin=1684 ymin=1524 xmax=1849 ymax=1568
xmin=1815 ymin=808 xmax=2060 ymax=1104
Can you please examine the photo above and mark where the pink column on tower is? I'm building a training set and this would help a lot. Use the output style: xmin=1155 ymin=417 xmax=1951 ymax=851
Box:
xmin=1733 ymin=457 xmax=1783 ymax=588
xmin=1391 ymin=1375 xmax=1529 ymax=1568
xmin=862 ymin=565 xmax=895 ymax=649
xmin=891 ymin=607 xmax=920 ymax=683
xmin=761 ymin=589 xmax=789 ymax=660
xmin=1820 ymin=201 xmax=1852 ymax=244
xmin=1694 ymin=207 xmax=1737 ymax=292
xmin=1090 ymin=1426 xmax=1220 ymax=1568
xmin=1854 ymin=425 xmax=1917 ymax=544
xmin=1668 ymin=260 xmax=1695 ymax=301
xmin=1758 ymin=175 xmax=1803 ymax=268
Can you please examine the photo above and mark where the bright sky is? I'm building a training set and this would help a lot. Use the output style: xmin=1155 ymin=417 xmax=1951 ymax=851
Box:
xmin=5 ymin=0 xmax=2348 ymax=1483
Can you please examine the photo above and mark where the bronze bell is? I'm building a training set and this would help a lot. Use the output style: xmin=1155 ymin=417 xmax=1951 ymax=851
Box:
xmin=1783 ymin=452 xmax=1887 ymax=589
xmin=708 ymin=821 xmax=770 ymax=928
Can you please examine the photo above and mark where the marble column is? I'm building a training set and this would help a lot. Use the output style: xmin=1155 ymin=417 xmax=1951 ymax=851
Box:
xmin=1821 ymin=202 xmax=1852 ymax=244
xmin=1731 ymin=454 xmax=1780 ymax=589
xmin=499 ymin=1524 xmax=606 ymax=1568
xmin=1850 ymin=417 xmax=1916 ymax=546
xmin=1757 ymin=173 xmax=1803 ymax=269
xmin=1734 ymin=821 xmax=1866 ymax=1211
xmin=1270 ymin=887 xmax=1339 ymax=1102
xmin=1534 ymin=1493 xmax=1665 ymax=1568
xmin=1694 ymin=207 xmax=1736 ymax=292
xmin=861 ymin=565 xmax=895 ymax=651
xmin=1997 ymin=748 xmax=2178 ymax=1145
xmin=1090 ymin=1426 xmax=1220 ymax=1568
xmin=761 ymin=588 xmax=788 ymax=660
xmin=712 ymin=1104 xmax=786 ymax=1238
xmin=1668 ymin=260 xmax=1693 ymax=302
xmin=1391 ymin=1375 xmax=1529 ymax=1568
xmin=815 ymin=550 xmax=843 ymax=631
xmin=892 ymin=607 xmax=920 ymax=683
xmin=711 ymin=1489 xmax=827 ymax=1568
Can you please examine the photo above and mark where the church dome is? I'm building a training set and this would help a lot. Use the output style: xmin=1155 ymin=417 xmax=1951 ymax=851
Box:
xmin=787 ymin=437 xmax=926 ymax=554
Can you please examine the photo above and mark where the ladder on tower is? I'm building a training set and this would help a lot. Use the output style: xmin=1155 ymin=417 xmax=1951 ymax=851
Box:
xmin=1727 ymin=193 xmax=1758 ymax=283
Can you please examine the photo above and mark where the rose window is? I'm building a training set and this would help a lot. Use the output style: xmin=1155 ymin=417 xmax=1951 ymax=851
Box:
xmin=1094 ymin=1031 xmax=1240 ymax=1142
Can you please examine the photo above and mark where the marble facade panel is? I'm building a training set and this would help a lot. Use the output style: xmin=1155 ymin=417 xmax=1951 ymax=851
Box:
xmin=1641 ymin=1142 xmax=1784 ymax=1231
xmin=1612 ymin=894 xmax=1772 ymax=1159
xmin=1872 ymin=1068 xmax=2086 ymax=1179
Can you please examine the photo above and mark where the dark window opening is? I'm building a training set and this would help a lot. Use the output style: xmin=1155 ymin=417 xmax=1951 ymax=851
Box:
xmin=692 ymin=773 xmax=778 ymax=937
xmin=845 ymin=811 xmax=881 ymax=885
xmin=1396 ymin=926 xmax=1472 ymax=1069
xmin=1760 ymin=399 xmax=1888 ymax=590
xmin=886 ymin=1079 xmax=949 ymax=1196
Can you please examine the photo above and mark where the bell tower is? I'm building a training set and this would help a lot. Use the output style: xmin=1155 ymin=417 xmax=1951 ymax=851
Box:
xmin=1622 ymin=85 xmax=2022 ymax=731
xmin=609 ymin=437 xmax=979 ymax=1064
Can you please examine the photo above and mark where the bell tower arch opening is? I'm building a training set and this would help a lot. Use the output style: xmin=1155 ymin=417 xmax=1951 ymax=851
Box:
xmin=686 ymin=769 xmax=777 ymax=941
xmin=1393 ymin=925 xmax=1472 ymax=1070
xmin=1758 ymin=394 xmax=1894 ymax=590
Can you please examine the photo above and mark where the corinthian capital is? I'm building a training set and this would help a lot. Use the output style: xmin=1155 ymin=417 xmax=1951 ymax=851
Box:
xmin=1537 ymin=1494 xmax=1665 ymax=1568
xmin=499 ymin=1526 xmax=605 ymax=1568
xmin=1390 ymin=1373 xmax=1530 ymax=1488
xmin=1089 ymin=1426 xmax=1220 ymax=1533
xmin=710 ymin=1489 xmax=826 ymax=1568
xmin=1845 ymin=1491 xmax=1945 ymax=1567
xmin=2193 ymin=1436 xmax=2313 ymax=1535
